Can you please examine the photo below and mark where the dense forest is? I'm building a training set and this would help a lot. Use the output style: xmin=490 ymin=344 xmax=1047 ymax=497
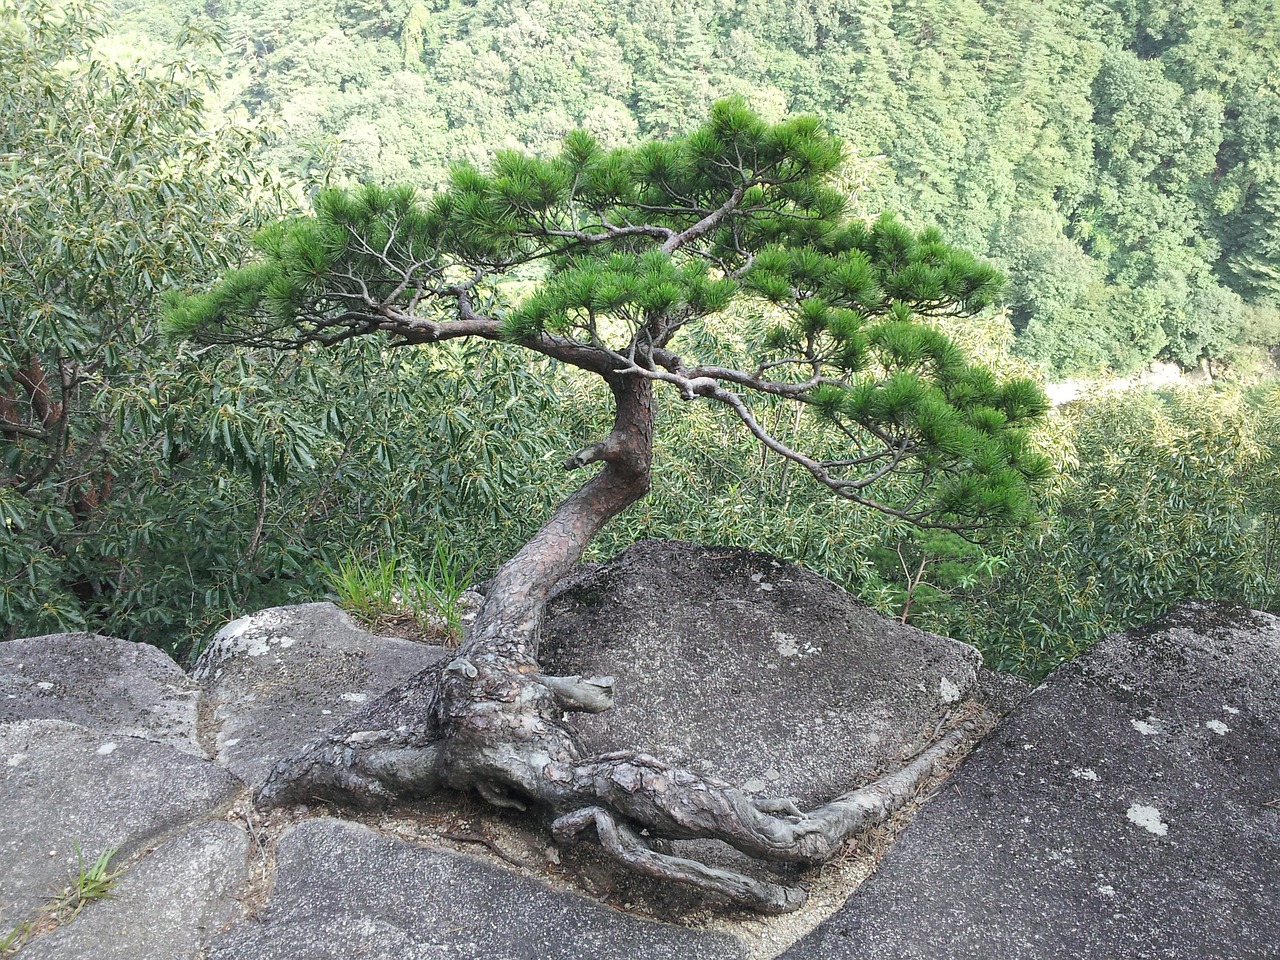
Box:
xmin=3 ymin=0 xmax=1279 ymax=679
xmin=110 ymin=0 xmax=1280 ymax=374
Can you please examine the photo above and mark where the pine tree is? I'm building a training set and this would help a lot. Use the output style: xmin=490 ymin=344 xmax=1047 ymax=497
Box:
xmin=167 ymin=101 xmax=1048 ymax=913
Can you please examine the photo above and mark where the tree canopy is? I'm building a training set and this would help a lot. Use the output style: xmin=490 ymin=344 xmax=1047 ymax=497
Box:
xmin=116 ymin=0 xmax=1280 ymax=376
xmin=167 ymin=100 xmax=1049 ymax=531
xmin=0 ymin=0 xmax=277 ymax=638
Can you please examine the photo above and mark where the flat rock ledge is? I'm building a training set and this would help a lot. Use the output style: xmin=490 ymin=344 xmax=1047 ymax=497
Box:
xmin=542 ymin=540 xmax=982 ymax=805
xmin=1 ymin=633 xmax=204 ymax=756
xmin=1 ymin=545 xmax=1275 ymax=960
xmin=781 ymin=601 xmax=1280 ymax=960
xmin=0 ymin=719 xmax=242 ymax=920
xmin=207 ymin=818 xmax=743 ymax=960
xmin=17 ymin=821 xmax=252 ymax=960
xmin=193 ymin=602 xmax=451 ymax=789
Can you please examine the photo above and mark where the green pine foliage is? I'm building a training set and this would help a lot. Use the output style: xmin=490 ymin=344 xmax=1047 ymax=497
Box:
xmin=111 ymin=0 xmax=1280 ymax=376
xmin=168 ymin=103 xmax=1049 ymax=532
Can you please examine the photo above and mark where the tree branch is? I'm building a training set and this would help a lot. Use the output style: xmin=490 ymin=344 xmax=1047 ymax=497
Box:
xmin=244 ymin=474 xmax=269 ymax=562
xmin=534 ymin=223 xmax=677 ymax=247
xmin=661 ymin=184 xmax=747 ymax=254
xmin=613 ymin=361 xmax=937 ymax=522
xmin=0 ymin=418 xmax=47 ymax=440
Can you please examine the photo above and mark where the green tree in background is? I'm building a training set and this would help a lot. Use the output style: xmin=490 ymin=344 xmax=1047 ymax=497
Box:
xmin=3 ymin=0 xmax=574 ymax=648
xmin=0 ymin=0 xmax=277 ymax=639
xmin=994 ymin=210 xmax=1107 ymax=370
xmin=937 ymin=387 xmax=1280 ymax=677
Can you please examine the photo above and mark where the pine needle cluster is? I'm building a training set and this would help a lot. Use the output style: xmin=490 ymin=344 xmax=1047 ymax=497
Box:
xmin=166 ymin=100 xmax=1048 ymax=530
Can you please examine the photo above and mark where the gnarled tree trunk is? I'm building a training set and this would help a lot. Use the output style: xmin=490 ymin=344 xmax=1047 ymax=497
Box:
xmin=467 ymin=372 xmax=655 ymax=661
xmin=257 ymin=370 xmax=976 ymax=913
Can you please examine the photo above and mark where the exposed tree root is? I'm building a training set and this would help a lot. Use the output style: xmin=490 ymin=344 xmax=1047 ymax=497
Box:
xmin=256 ymin=648 xmax=978 ymax=913
xmin=552 ymin=806 xmax=805 ymax=914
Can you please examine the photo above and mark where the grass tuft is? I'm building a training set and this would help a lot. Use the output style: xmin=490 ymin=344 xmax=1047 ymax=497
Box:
xmin=0 ymin=844 xmax=122 ymax=957
xmin=322 ymin=544 xmax=478 ymax=646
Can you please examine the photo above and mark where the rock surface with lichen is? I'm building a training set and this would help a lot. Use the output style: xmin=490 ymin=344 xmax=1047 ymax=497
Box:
xmin=782 ymin=601 xmax=1280 ymax=960
xmin=1 ymin=547 xmax=1275 ymax=960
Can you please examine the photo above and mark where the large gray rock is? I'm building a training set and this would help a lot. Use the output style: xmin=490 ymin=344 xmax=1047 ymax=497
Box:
xmin=0 ymin=720 xmax=242 ymax=920
xmin=208 ymin=818 xmax=743 ymax=960
xmin=781 ymin=601 xmax=1280 ymax=960
xmin=0 ymin=634 xmax=204 ymax=756
xmin=541 ymin=541 xmax=981 ymax=805
xmin=193 ymin=603 xmax=449 ymax=789
xmin=20 ymin=821 xmax=251 ymax=960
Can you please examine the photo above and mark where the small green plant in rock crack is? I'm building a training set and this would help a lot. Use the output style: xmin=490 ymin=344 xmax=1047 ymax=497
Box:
xmin=0 ymin=920 xmax=35 ymax=959
xmin=0 ymin=844 xmax=122 ymax=956
xmin=64 ymin=843 xmax=123 ymax=909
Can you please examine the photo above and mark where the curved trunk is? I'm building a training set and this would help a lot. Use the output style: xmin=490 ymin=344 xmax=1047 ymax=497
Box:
xmin=255 ymin=369 xmax=978 ymax=915
xmin=468 ymin=373 xmax=654 ymax=661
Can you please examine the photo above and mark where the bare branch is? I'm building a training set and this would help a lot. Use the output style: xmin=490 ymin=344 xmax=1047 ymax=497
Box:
xmin=244 ymin=474 xmax=268 ymax=561
xmin=613 ymin=360 xmax=936 ymax=522
xmin=0 ymin=418 xmax=47 ymax=440
xmin=535 ymin=223 xmax=677 ymax=246
xmin=563 ymin=441 xmax=611 ymax=470
xmin=650 ymin=349 xmax=815 ymax=398
xmin=661 ymin=184 xmax=747 ymax=254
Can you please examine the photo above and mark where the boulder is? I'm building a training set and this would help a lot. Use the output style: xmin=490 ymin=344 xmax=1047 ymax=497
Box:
xmin=6 ymin=561 xmax=1280 ymax=960
xmin=206 ymin=818 xmax=744 ymax=960
xmin=781 ymin=601 xmax=1280 ymax=960
xmin=542 ymin=541 xmax=982 ymax=805
xmin=193 ymin=602 xmax=449 ymax=789
xmin=0 ymin=633 xmax=203 ymax=756
xmin=0 ymin=720 xmax=242 ymax=920
xmin=18 ymin=820 xmax=252 ymax=960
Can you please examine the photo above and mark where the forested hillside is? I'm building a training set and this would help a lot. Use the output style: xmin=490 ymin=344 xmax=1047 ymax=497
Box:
xmin=5 ymin=0 xmax=1279 ymax=680
xmin=111 ymin=0 xmax=1280 ymax=375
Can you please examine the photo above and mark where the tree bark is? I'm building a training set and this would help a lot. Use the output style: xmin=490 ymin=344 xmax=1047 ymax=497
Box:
xmin=256 ymin=369 xmax=975 ymax=913
xmin=465 ymin=372 xmax=653 ymax=661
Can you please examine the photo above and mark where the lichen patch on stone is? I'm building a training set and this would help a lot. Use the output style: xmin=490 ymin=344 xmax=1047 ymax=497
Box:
xmin=773 ymin=632 xmax=799 ymax=658
xmin=1126 ymin=803 xmax=1168 ymax=836
xmin=939 ymin=678 xmax=961 ymax=704
xmin=1130 ymin=718 xmax=1159 ymax=736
